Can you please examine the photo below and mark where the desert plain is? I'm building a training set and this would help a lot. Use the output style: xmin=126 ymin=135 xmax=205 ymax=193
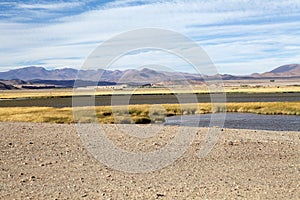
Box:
xmin=0 ymin=122 xmax=299 ymax=199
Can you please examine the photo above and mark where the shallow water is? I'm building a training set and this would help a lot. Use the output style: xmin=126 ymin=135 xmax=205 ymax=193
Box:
xmin=165 ymin=113 xmax=300 ymax=131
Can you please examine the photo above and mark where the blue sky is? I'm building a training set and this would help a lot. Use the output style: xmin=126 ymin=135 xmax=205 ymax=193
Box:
xmin=0 ymin=0 xmax=299 ymax=75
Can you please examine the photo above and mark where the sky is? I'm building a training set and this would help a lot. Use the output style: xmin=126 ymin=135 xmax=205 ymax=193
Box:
xmin=0 ymin=0 xmax=299 ymax=75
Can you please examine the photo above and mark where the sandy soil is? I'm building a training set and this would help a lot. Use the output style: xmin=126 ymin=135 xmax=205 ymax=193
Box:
xmin=0 ymin=122 xmax=299 ymax=199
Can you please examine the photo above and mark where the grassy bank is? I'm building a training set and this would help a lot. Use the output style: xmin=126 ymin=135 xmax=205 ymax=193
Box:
xmin=0 ymin=102 xmax=299 ymax=124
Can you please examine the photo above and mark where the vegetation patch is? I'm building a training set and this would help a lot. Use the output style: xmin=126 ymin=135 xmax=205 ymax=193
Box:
xmin=1 ymin=85 xmax=300 ymax=99
xmin=0 ymin=102 xmax=299 ymax=124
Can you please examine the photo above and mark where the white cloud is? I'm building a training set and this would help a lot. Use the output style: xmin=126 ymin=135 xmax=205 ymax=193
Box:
xmin=17 ymin=2 xmax=83 ymax=10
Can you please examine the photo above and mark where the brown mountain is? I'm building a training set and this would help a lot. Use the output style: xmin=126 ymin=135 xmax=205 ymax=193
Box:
xmin=0 ymin=67 xmax=202 ymax=83
xmin=0 ymin=64 xmax=299 ymax=85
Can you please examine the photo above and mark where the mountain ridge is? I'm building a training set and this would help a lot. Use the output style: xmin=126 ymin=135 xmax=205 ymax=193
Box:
xmin=0 ymin=64 xmax=299 ymax=83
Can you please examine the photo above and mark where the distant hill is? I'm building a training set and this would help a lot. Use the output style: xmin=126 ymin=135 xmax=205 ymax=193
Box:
xmin=0 ymin=66 xmax=78 ymax=80
xmin=270 ymin=64 xmax=300 ymax=74
xmin=0 ymin=81 xmax=18 ymax=90
xmin=30 ymin=80 xmax=116 ymax=88
xmin=252 ymin=64 xmax=300 ymax=77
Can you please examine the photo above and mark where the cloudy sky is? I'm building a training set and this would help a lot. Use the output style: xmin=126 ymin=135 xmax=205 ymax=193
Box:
xmin=0 ymin=0 xmax=299 ymax=75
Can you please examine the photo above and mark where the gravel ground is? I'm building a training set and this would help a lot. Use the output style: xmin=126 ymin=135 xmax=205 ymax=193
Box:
xmin=0 ymin=122 xmax=299 ymax=199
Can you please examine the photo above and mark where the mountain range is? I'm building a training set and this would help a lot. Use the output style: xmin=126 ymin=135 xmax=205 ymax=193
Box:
xmin=0 ymin=64 xmax=299 ymax=89
xmin=0 ymin=66 xmax=206 ymax=83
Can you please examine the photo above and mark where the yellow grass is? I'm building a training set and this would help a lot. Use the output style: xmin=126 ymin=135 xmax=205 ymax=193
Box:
xmin=0 ymin=102 xmax=299 ymax=124
xmin=0 ymin=85 xmax=299 ymax=99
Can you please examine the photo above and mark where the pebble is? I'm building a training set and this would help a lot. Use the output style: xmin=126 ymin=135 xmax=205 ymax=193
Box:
xmin=156 ymin=193 xmax=165 ymax=197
